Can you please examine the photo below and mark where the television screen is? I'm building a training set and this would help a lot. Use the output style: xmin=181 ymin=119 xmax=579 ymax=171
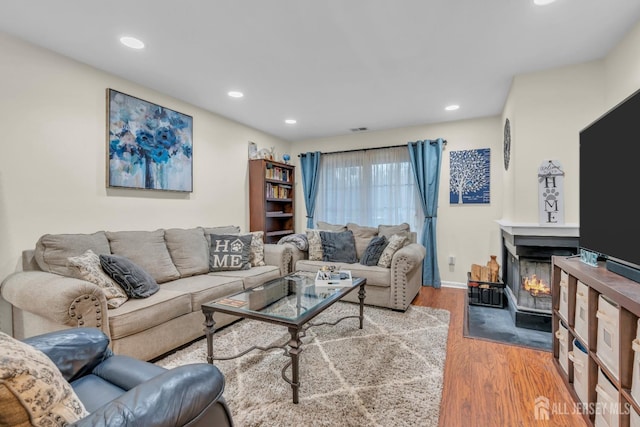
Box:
xmin=580 ymin=88 xmax=640 ymax=272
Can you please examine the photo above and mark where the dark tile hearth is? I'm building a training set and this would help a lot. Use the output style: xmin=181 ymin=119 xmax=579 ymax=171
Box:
xmin=465 ymin=303 xmax=552 ymax=352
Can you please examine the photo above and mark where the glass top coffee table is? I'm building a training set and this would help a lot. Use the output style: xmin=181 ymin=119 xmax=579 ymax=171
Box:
xmin=201 ymin=271 xmax=366 ymax=404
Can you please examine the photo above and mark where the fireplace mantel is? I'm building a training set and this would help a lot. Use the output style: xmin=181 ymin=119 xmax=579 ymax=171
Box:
xmin=496 ymin=220 xmax=579 ymax=238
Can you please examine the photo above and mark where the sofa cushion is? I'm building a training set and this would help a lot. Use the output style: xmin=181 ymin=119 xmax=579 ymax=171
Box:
xmin=347 ymin=223 xmax=379 ymax=259
xmin=378 ymin=234 xmax=409 ymax=268
xmin=161 ymin=275 xmax=245 ymax=311
xmin=306 ymin=230 xmax=323 ymax=261
xmin=378 ymin=223 xmax=411 ymax=241
xmin=360 ymin=236 xmax=388 ymax=266
xmin=107 ymin=289 xmax=192 ymax=340
xmin=67 ymin=249 xmax=129 ymax=308
xmin=0 ymin=332 xmax=89 ymax=426
xmin=164 ymin=227 xmax=209 ymax=277
xmin=106 ymin=230 xmax=180 ymax=284
xmin=316 ymin=221 xmax=347 ymax=231
xmin=320 ymin=230 xmax=358 ymax=263
xmin=100 ymin=254 xmax=160 ymax=298
xmin=209 ymin=234 xmax=252 ymax=271
xmin=295 ymin=260 xmax=391 ymax=288
xmin=210 ymin=265 xmax=281 ymax=290
xmin=34 ymin=231 xmax=111 ymax=277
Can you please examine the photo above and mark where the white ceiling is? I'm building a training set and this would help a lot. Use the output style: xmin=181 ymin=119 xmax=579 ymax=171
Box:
xmin=1 ymin=1 xmax=640 ymax=142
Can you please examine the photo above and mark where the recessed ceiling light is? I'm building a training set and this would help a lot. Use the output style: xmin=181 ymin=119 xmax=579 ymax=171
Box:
xmin=533 ymin=0 xmax=556 ymax=5
xmin=228 ymin=91 xmax=244 ymax=98
xmin=120 ymin=36 xmax=144 ymax=49
xmin=284 ymin=119 xmax=297 ymax=125
xmin=445 ymin=105 xmax=460 ymax=111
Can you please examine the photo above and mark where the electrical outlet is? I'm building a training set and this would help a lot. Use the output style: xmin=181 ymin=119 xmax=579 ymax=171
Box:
xmin=448 ymin=255 xmax=455 ymax=265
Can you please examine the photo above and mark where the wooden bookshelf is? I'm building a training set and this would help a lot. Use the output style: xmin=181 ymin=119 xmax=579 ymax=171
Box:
xmin=552 ymin=255 xmax=640 ymax=426
xmin=249 ymin=159 xmax=295 ymax=243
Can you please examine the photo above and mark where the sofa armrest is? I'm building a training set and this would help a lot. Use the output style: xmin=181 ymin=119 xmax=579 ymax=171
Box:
xmin=263 ymin=244 xmax=292 ymax=275
xmin=72 ymin=364 xmax=232 ymax=427
xmin=1 ymin=271 xmax=111 ymax=338
xmin=280 ymin=243 xmax=307 ymax=273
xmin=23 ymin=327 xmax=112 ymax=382
xmin=388 ymin=243 xmax=427 ymax=310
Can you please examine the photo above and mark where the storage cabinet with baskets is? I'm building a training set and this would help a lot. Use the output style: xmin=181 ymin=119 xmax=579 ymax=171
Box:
xmin=552 ymin=256 xmax=640 ymax=426
xmin=249 ymin=159 xmax=295 ymax=244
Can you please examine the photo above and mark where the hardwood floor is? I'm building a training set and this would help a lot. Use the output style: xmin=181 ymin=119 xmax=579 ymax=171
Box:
xmin=412 ymin=286 xmax=589 ymax=427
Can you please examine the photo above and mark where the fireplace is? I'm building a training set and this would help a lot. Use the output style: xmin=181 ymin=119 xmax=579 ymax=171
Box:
xmin=499 ymin=222 xmax=579 ymax=332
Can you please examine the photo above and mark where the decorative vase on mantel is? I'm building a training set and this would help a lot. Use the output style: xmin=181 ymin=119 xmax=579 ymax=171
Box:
xmin=487 ymin=255 xmax=500 ymax=283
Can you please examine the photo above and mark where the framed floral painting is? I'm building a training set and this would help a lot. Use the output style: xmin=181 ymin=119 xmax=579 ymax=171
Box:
xmin=107 ymin=89 xmax=193 ymax=192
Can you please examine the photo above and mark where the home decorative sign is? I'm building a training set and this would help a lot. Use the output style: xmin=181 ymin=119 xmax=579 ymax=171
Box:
xmin=449 ymin=148 xmax=491 ymax=204
xmin=107 ymin=89 xmax=193 ymax=192
xmin=538 ymin=160 xmax=564 ymax=224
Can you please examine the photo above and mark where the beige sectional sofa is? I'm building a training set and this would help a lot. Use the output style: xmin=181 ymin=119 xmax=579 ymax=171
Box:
xmin=283 ymin=222 xmax=426 ymax=311
xmin=0 ymin=226 xmax=291 ymax=361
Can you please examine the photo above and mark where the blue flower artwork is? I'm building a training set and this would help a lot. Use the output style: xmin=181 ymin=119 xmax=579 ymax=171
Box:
xmin=107 ymin=89 xmax=193 ymax=192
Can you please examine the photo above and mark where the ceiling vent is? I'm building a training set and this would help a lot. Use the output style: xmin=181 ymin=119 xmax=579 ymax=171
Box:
xmin=350 ymin=127 xmax=368 ymax=132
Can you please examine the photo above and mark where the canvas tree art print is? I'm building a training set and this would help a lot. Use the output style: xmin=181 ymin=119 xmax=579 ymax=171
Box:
xmin=107 ymin=89 xmax=193 ymax=192
xmin=449 ymin=148 xmax=491 ymax=204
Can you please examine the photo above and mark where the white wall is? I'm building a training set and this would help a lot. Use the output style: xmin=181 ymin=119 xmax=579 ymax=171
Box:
xmin=503 ymin=62 xmax=605 ymax=225
xmin=604 ymin=20 xmax=640 ymax=111
xmin=0 ymin=32 xmax=289 ymax=333
xmin=292 ymin=116 xmax=503 ymax=287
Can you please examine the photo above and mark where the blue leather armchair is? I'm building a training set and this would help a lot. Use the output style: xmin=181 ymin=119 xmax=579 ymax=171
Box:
xmin=23 ymin=328 xmax=233 ymax=427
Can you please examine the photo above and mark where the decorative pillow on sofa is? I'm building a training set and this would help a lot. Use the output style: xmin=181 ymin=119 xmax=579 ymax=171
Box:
xmin=306 ymin=230 xmax=324 ymax=261
xmin=247 ymin=231 xmax=266 ymax=267
xmin=360 ymin=235 xmax=388 ymax=266
xmin=99 ymin=254 xmax=159 ymax=298
xmin=377 ymin=234 xmax=408 ymax=268
xmin=67 ymin=249 xmax=129 ymax=309
xmin=0 ymin=331 xmax=89 ymax=426
xmin=320 ymin=230 xmax=358 ymax=263
xmin=209 ymin=234 xmax=252 ymax=271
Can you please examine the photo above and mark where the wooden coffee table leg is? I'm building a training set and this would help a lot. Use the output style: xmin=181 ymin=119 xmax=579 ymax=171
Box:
xmin=358 ymin=283 xmax=366 ymax=329
xmin=203 ymin=310 xmax=216 ymax=364
xmin=287 ymin=326 xmax=302 ymax=403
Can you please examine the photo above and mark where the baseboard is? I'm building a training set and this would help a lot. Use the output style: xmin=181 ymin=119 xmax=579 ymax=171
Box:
xmin=441 ymin=281 xmax=467 ymax=289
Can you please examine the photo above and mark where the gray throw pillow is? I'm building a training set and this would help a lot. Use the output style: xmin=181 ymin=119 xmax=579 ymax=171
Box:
xmin=360 ymin=235 xmax=388 ymax=266
xmin=99 ymin=254 xmax=159 ymax=298
xmin=320 ymin=230 xmax=358 ymax=263
xmin=209 ymin=234 xmax=252 ymax=271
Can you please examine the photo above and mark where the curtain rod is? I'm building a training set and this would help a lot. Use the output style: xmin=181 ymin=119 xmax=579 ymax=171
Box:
xmin=298 ymin=140 xmax=447 ymax=157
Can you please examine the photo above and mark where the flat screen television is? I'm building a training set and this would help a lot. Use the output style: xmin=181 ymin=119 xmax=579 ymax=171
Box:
xmin=580 ymin=87 xmax=640 ymax=282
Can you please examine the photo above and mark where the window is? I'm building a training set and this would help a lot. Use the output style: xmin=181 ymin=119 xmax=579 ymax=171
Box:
xmin=315 ymin=146 xmax=422 ymax=235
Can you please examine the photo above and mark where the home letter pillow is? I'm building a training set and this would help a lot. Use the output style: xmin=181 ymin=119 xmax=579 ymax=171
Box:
xmin=209 ymin=234 xmax=252 ymax=271
xmin=0 ymin=332 xmax=89 ymax=426
xmin=67 ymin=249 xmax=129 ymax=308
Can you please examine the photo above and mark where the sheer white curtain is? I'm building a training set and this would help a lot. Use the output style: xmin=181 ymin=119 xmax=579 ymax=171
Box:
xmin=314 ymin=146 xmax=422 ymax=236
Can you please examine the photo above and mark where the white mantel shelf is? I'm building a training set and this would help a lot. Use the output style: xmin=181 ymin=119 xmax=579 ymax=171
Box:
xmin=496 ymin=220 xmax=579 ymax=238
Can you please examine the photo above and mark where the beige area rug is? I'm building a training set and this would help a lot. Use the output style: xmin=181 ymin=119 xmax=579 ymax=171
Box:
xmin=156 ymin=302 xmax=450 ymax=427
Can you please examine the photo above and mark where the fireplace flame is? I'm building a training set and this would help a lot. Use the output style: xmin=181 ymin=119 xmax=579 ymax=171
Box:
xmin=523 ymin=274 xmax=551 ymax=297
